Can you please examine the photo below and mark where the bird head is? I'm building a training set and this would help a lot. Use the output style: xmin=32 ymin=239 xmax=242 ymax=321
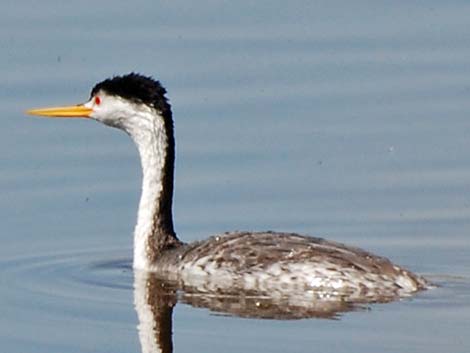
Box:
xmin=27 ymin=73 xmax=172 ymax=135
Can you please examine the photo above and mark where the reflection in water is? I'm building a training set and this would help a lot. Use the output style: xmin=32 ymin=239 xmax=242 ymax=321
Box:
xmin=134 ymin=272 xmax=176 ymax=353
xmin=133 ymin=271 xmax=404 ymax=353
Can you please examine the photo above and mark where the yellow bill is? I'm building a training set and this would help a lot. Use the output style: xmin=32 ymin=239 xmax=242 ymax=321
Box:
xmin=26 ymin=104 xmax=92 ymax=118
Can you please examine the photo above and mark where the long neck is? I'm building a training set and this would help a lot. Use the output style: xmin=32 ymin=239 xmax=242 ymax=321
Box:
xmin=126 ymin=107 xmax=181 ymax=270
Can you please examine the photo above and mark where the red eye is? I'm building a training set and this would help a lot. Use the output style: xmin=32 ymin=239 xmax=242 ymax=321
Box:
xmin=94 ymin=96 xmax=101 ymax=105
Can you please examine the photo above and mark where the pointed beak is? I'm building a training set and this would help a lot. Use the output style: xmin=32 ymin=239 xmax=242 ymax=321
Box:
xmin=26 ymin=104 xmax=93 ymax=118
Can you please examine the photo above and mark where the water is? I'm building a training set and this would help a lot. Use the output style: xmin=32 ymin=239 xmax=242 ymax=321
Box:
xmin=1 ymin=1 xmax=470 ymax=352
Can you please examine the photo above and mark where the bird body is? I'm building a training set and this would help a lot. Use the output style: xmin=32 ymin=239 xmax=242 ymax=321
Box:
xmin=27 ymin=73 xmax=428 ymax=298
xmin=152 ymin=231 xmax=427 ymax=296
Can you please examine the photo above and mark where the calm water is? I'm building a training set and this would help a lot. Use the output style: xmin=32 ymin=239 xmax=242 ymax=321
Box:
xmin=1 ymin=1 xmax=470 ymax=352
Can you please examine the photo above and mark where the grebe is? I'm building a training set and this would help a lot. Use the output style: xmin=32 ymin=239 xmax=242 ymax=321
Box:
xmin=27 ymin=73 xmax=428 ymax=297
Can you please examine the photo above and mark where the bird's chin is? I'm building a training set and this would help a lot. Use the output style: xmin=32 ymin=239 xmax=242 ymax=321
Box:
xmin=96 ymin=117 xmax=122 ymax=129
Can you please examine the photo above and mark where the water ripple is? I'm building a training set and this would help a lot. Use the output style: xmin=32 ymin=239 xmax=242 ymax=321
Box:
xmin=0 ymin=249 xmax=133 ymax=318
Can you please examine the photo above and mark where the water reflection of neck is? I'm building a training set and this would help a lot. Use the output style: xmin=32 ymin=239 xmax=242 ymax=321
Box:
xmin=134 ymin=271 xmax=175 ymax=353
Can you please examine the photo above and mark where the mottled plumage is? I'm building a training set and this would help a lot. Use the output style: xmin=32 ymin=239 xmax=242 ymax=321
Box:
xmin=155 ymin=231 xmax=427 ymax=297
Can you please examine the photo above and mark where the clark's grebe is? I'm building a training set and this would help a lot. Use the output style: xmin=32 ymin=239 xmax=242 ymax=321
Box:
xmin=27 ymin=73 xmax=428 ymax=297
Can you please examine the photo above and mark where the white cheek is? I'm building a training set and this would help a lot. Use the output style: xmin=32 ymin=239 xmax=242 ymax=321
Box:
xmin=86 ymin=98 xmax=115 ymax=123
xmin=84 ymin=94 xmax=154 ymax=134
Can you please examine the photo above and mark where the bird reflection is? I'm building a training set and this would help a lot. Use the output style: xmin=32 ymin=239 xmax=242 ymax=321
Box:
xmin=133 ymin=271 xmax=403 ymax=353
xmin=134 ymin=272 xmax=176 ymax=353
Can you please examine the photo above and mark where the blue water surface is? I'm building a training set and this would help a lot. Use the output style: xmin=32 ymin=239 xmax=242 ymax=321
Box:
xmin=1 ymin=1 xmax=470 ymax=352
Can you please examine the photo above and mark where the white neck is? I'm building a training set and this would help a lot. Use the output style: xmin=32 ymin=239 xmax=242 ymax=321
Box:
xmin=133 ymin=118 xmax=165 ymax=269
xmin=117 ymin=103 xmax=178 ymax=270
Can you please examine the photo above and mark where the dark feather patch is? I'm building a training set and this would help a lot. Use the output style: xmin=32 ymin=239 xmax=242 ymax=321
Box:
xmin=90 ymin=72 xmax=172 ymax=119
